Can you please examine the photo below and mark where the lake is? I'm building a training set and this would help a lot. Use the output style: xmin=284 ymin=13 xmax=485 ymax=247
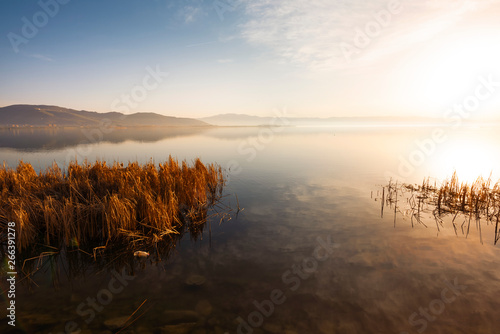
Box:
xmin=1 ymin=125 xmax=500 ymax=334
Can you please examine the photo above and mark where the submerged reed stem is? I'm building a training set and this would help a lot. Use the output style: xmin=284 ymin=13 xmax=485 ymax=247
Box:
xmin=379 ymin=172 xmax=500 ymax=245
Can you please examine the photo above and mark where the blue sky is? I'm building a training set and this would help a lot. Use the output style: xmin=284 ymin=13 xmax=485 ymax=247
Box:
xmin=1 ymin=0 xmax=500 ymax=118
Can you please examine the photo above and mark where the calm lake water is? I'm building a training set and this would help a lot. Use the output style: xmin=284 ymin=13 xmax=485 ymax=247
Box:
xmin=1 ymin=126 xmax=500 ymax=334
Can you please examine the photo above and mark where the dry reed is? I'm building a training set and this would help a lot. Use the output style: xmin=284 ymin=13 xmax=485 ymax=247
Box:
xmin=379 ymin=172 xmax=500 ymax=244
xmin=0 ymin=157 xmax=225 ymax=251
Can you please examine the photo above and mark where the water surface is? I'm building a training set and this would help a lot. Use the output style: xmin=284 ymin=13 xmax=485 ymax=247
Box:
xmin=1 ymin=126 xmax=500 ymax=334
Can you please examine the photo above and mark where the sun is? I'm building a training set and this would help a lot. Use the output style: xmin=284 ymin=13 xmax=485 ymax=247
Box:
xmin=407 ymin=29 xmax=500 ymax=109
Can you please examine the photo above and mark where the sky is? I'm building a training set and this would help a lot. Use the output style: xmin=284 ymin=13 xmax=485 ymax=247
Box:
xmin=1 ymin=0 xmax=500 ymax=118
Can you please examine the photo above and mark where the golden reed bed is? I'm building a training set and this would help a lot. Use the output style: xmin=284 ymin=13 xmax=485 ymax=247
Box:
xmin=0 ymin=157 xmax=225 ymax=251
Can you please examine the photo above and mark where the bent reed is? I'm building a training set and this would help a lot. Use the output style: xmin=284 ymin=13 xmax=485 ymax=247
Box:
xmin=0 ymin=157 xmax=225 ymax=251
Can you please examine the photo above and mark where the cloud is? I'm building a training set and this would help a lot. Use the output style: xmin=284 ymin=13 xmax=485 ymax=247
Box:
xmin=30 ymin=54 xmax=53 ymax=62
xmin=217 ymin=58 xmax=234 ymax=63
xmin=180 ymin=6 xmax=204 ymax=23
xmin=238 ymin=0 xmax=499 ymax=71
xmin=185 ymin=40 xmax=219 ymax=48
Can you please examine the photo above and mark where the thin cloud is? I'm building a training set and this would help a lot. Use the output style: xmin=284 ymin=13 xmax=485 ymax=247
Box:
xmin=238 ymin=0 xmax=498 ymax=71
xmin=30 ymin=54 xmax=54 ymax=62
xmin=217 ymin=58 xmax=234 ymax=64
xmin=352 ymin=1 xmax=477 ymax=65
xmin=180 ymin=6 xmax=204 ymax=23
xmin=185 ymin=40 xmax=220 ymax=48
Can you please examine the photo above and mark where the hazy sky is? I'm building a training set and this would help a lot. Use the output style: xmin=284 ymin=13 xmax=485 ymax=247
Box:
xmin=1 ymin=0 xmax=500 ymax=118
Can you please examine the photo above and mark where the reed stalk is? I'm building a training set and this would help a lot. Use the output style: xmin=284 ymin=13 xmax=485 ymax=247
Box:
xmin=0 ymin=157 xmax=225 ymax=251
xmin=379 ymin=172 xmax=500 ymax=244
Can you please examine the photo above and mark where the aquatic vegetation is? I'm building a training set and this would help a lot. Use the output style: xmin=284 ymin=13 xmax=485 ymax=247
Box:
xmin=378 ymin=172 xmax=500 ymax=245
xmin=0 ymin=157 xmax=225 ymax=251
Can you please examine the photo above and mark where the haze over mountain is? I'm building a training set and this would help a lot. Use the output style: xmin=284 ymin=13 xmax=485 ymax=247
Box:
xmin=0 ymin=105 xmax=209 ymax=127
xmin=1 ymin=105 xmax=492 ymax=129
xmin=199 ymin=113 xmax=449 ymax=127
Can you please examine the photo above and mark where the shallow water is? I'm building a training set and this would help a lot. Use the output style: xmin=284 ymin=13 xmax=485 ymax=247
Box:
xmin=1 ymin=126 xmax=500 ymax=333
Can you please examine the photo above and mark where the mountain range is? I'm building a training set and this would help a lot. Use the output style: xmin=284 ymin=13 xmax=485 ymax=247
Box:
xmin=198 ymin=113 xmax=445 ymax=126
xmin=0 ymin=105 xmax=208 ymax=127
xmin=0 ymin=104 xmax=488 ymax=128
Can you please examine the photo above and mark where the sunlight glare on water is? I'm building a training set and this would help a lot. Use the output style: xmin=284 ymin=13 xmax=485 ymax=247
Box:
xmin=427 ymin=130 xmax=500 ymax=185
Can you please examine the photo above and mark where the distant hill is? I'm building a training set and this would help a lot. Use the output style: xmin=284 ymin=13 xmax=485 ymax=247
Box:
xmin=3 ymin=106 xmax=492 ymax=129
xmin=199 ymin=114 xmax=271 ymax=126
xmin=0 ymin=105 xmax=209 ymax=127
xmin=199 ymin=113 xmax=445 ymax=127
